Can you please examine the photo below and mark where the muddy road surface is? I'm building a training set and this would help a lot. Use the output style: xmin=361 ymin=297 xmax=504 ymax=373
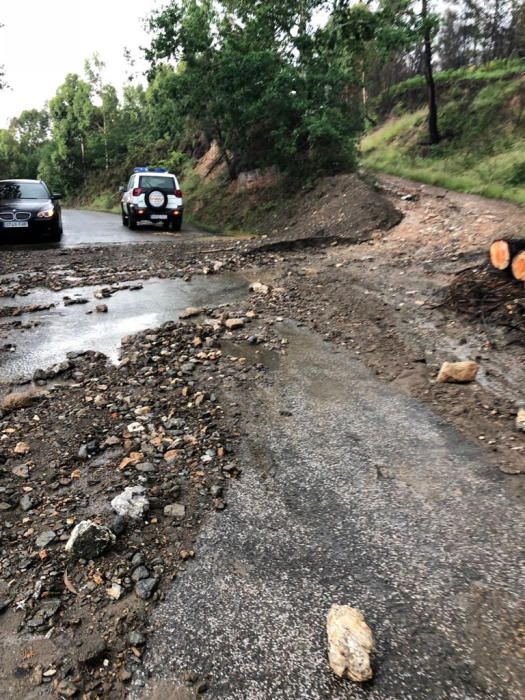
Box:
xmin=0 ymin=182 xmax=523 ymax=700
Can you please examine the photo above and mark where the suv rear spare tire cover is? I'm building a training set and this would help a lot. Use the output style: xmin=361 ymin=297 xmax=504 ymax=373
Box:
xmin=146 ymin=190 xmax=168 ymax=209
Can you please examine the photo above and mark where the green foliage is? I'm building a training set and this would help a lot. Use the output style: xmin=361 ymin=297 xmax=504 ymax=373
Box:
xmin=362 ymin=70 xmax=525 ymax=205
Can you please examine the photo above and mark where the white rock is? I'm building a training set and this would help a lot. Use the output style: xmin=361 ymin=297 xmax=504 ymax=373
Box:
xmin=111 ymin=486 xmax=149 ymax=520
xmin=224 ymin=318 xmax=244 ymax=330
xmin=436 ymin=360 xmax=479 ymax=384
xmin=127 ymin=421 xmax=145 ymax=434
xmin=163 ymin=503 xmax=186 ymax=519
xmin=65 ymin=520 xmax=115 ymax=559
xmin=249 ymin=281 xmax=270 ymax=295
xmin=106 ymin=583 xmax=123 ymax=600
xmin=326 ymin=604 xmax=374 ymax=682
xmin=516 ymin=408 xmax=525 ymax=432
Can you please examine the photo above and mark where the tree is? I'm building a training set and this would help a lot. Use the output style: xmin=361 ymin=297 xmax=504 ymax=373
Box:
xmin=145 ymin=0 xmax=361 ymax=177
xmin=8 ymin=109 xmax=50 ymax=178
xmin=85 ymin=53 xmax=120 ymax=170
xmin=42 ymin=74 xmax=95 ymax=192
xmin=421 ymin=0 xmax=440 ymax=144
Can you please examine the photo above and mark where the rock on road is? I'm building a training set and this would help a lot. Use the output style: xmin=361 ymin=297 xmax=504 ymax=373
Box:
xmin=136 ymin=322 xmax=523 ymax=700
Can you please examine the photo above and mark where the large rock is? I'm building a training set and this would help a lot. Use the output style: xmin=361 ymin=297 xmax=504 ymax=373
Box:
xmin=65 ymin=521 xmax=116 ymax=559
xmin=516 ymin=408 xmax=525 ymax=433
xmin=111 ymin=486 xmax=149 ymax=519
xmin=436 ymin=360 xmax=479 ymax=384
xmin=326 ymin=604 xmax=374 ymax=682
xmin=1 ymin=392 xmax=36 ymax=412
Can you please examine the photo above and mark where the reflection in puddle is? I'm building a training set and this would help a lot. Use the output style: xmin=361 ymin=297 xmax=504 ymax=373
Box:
xmin=0 ymin=275 xmax=248 ymax=382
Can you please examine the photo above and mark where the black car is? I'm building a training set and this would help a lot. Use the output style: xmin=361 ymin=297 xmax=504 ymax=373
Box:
xmin=0 ymin=179 xmax=63 ymax=242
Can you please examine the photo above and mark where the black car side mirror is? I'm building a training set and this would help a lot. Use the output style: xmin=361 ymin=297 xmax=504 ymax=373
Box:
xmin=51 ymin=193 xmax=62 ymax=200
xmin=118 ymin=185 xmax=126 ymax=193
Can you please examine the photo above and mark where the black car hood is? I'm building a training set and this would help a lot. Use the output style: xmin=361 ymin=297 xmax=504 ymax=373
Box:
xmin=0 ymin=199 xmax=51 ymax=212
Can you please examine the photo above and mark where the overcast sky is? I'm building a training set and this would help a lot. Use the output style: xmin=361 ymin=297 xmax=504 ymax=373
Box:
xmin=0 ymin=0 xmax=163 ymax=127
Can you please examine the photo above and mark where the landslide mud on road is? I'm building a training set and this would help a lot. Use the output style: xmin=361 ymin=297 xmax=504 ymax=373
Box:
xmin=0 ymin=177 xmax=523 ymax=699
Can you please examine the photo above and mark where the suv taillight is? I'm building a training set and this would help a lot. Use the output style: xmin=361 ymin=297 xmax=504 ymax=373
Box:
xmin=175 ymin=189 xmax=182 ymax=197
xmin=132 ymin=187 xmax=142 ymax=196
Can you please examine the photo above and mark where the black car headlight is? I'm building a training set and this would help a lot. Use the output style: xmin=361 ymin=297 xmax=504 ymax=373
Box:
xmin=37 ymin=206 xmax=55 ymax=219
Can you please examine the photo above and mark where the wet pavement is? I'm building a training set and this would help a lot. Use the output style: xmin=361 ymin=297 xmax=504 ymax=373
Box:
xmin=0 ymin=209 xmax=202 ymax=249
xmin=0 ymin=274 xmax=248 ymax=383
xmin=136 ymin=322 xmax=523 ymax=700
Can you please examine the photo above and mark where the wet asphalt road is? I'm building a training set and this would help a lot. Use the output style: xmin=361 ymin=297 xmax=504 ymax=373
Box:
xmin=137 ymin=322 xmax=523 ymax=700
xmin=0 ymin=209 xmax=182 ymax=249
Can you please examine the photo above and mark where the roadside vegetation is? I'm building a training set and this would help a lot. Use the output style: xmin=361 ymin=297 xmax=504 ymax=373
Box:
xmin=1 ymin=1 xmax=524 ymax=215
xmin=362 ymin=60 xmax=525 ymax=204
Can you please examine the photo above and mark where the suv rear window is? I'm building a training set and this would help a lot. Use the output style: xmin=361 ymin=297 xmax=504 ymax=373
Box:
xmin=139 ymin=175 xmax=175 ymax=190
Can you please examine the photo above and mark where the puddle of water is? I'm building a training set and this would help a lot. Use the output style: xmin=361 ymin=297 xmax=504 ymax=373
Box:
xmin=0 ymin=274 xmax=248 ymax=382
xmin=220 ymin=339 xmax=281 ymax=370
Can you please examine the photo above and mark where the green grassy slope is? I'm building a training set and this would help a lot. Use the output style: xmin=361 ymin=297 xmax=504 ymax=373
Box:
xmin=362 ymin=61 xmax=525 ymax=204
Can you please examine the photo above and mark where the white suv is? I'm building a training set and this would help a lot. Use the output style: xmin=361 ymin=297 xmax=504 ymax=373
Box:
xmin=120 ymin=168 xmax=184 ymax=232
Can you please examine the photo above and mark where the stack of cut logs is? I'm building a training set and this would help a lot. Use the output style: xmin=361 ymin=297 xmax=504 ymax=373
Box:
xmin=489 ymin=239 xmax=525 ymax=281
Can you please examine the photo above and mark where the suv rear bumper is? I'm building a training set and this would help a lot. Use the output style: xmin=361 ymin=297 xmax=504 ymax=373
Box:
xmin=130 ymin=205 xmax=183 ymax=223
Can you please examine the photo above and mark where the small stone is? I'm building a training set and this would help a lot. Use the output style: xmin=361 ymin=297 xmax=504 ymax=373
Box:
xmin=249 ymin=281 xmax=270 ymax=295
xmin=65 ymin=520 xmax=116 ymax=559
xmin=224 ymin=318 xmax=245 ymax=330
xmin=110 ymin=515 xmax=128 ymax=536
xmin=14 ymin=441 xmax=30 ymax=455
xmin=31 ymin=665 xmax=43 ymax=686
xmin=136 ymin=462 xmax=157 ymax=473
xmin=163 ymin=503 xmax=186 ymax=519
xmin=327 ymin=604 xmax=374 ymax=682
xmin=36 ymin=530 xmax=56 ymax=549
xmin=111 ymin=486 xmax=149 ymax=519
xmin=128 ymin=631 xmax=146 ymax=646
xmin=134 ymin=577 xmax=159 ymax=600
xmin=436 ymin=360 xmax=479 ymax=384
xmin=20 ymin=494 xmax=35 ymax=512
xmin=119 ymin=668 xmax=132 ymax=682
xmin=106 ymin=583 xmax=123 ymax=600
xmin=11 ymin=463 xmax=29 ymax=479
xmin=96 ymin=304 xmax=108 ymax=313
xmin=180 ymin=307 xmax=204 ymax=319
xmin=516 ymin=408 xmax=525 ymax=432
xmin=131 ymin=566 xmax=150 ymax=582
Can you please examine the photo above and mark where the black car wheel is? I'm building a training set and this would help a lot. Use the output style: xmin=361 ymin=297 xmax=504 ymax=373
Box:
xmin=122 ymin=206 xmax=129 ymax=227
xmin=128 ymin=210 xmax=137 ymax=230
xmin=49 ymin=226 xmax=62 ymax=242
xmin=170 ymin=216 xmax=182 ymax=232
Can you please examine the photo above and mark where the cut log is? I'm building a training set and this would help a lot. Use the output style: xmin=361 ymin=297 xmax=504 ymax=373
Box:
xmin=489 ymin=239 xmax=525 ymax=270
xmin=511 ymin=250 xmax=525 ymax=281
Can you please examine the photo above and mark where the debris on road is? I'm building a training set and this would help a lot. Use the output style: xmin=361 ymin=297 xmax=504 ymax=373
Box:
xmin=436 ymin=360 xmax=480 ymax=383
xmin=326 ymin=604 xmax=374 ymax=682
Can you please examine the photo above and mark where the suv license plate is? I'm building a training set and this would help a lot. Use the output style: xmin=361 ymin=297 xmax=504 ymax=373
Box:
xmin=150 ymin=214 xmax=167 ymax=220
xmin=3 ymin=221 xmax=29 ymax=228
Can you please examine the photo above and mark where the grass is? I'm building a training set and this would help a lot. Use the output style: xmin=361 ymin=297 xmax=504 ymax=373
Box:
xmin=362 ymin=68 xmax=525 ymax=206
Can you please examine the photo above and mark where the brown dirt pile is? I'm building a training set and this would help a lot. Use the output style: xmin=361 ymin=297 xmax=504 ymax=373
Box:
xmin=257 ymin=173 xmax=402 ymax=247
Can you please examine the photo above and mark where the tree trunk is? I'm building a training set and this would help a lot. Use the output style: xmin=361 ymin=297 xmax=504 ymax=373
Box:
xmin=422 ymin=0 xmax=440 ymax=145
xmin=489 ymin=239 xmax=525 ymax=270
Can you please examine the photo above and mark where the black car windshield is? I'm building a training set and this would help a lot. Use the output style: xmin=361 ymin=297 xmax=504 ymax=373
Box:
xmin=0 ymin=182 xmax=49 ymax=200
